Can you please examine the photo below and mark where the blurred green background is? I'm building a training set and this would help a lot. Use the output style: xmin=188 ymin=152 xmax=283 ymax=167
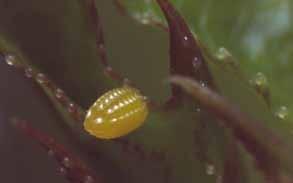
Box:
xmin=123 ymin=0 xmax=293 ymax=122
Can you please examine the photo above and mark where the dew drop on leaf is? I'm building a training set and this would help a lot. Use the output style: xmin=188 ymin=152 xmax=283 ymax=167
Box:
xmin=200 ymin=81 xmax=207 ymax=88
xmin=216 ymin=47 xmax=239 ymax=68
xmin=133 ymin=11 xmax=158 ymax=25
xmin=205 ymin=163 xmax=215 ymax=175
xmin=55 ymin=88 xmax=65 ymax=99
xmin=275 ymin=106 xmax=289 ymax=120
xmin=67 ymin=103 xmax=76 ymax=113
xmin=216 ymin=47 xmax=232 ymax=60
xmin=24 ymin=67 xmax=33 ymax=78
xmin=36 ymin=73 xmax=47 ymax=84
xmin=47 ymin=149 xmax=54 ymax=156
xmin=251 ymin=72 xmax=268 ymax=88
xmin=62 ymin=157 xmax=73 ymax=168
xmin=249 ymin=72 xmax=270 ymax=105
xmin=4 ymin=54 xmax=18 ymax=66
xmin=192 ymin=57 xmax=201 ymax=69
xmin=57 ymin=167 xmax=67 ymax=175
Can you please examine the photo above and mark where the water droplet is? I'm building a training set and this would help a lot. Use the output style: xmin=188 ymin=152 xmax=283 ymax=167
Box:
xmin=84 ymin=175 xmax=95 ymax=183
xmin=5 ymin=54 xmax=17 ymax=66
xmin=62 ymin=157 xmax=72 ymax=168
xmin=216 ymin=47 xmax=238 ymax=67
xmin=141 ymin=17 xmax=151 ymax=24
xmin=36 ymin=73 xmax=47 ymax=84
xmin=192 ymin=57 xmax=201 ymax=69
xmin=251 ymin=72 xmax=268 ymax=87
xmin=183 ymin=36 xmax=188 ymax=41
xmin=216 ymin=47 xmax=231 ymax=60
xmin=200 ymin=81 xmax=207 ymax=87
xmin=55 ymin=88 xmax=64 ymax=99
xmin=275 ymin=106 xmax=289 ymax=120
xmin=57 ymin=167 xmax=67 ymax=175
xmin=205 ymin=163 xmax=215 ymax=175
xmin=134 ymin=10 xmax=158 ymax=25
xmin=67 ymin=103 xmax=76 ymax=113
xmin=47 ymin=149 xmax=54 ymax=156
xmin=24 ymin=67 xmax=33 ymax=78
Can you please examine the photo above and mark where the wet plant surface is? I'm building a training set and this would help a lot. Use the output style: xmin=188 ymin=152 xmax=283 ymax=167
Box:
xmin=1 ymin=0 xmax=293 ymax=183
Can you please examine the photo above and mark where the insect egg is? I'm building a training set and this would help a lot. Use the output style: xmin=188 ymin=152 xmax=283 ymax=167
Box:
xmin=83 ymin=86 xmax=149 ymax=139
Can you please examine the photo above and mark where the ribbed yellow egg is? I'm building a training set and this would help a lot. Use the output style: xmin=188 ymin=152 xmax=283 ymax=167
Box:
xmin=83 ymin=86 xmax=148 ymax=139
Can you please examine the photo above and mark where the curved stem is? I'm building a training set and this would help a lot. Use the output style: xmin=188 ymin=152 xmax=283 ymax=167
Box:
xmin=13 ymin=119 xmax=103 ymax=183
xmin=170 ymin=75 xmax=292 ymax=183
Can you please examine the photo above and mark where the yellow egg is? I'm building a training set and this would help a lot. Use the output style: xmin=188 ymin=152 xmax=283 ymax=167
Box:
xmin=84 ymin=86 xmax=148 ymax=139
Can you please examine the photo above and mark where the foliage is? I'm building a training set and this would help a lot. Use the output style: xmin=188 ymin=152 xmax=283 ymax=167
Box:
xmin=1 ymin=0 xmax=293 ymax=183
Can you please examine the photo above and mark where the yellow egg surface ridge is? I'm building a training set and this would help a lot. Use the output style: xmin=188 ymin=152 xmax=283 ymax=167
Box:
xmin=84 ymin=86 xmax=149 ymax=139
